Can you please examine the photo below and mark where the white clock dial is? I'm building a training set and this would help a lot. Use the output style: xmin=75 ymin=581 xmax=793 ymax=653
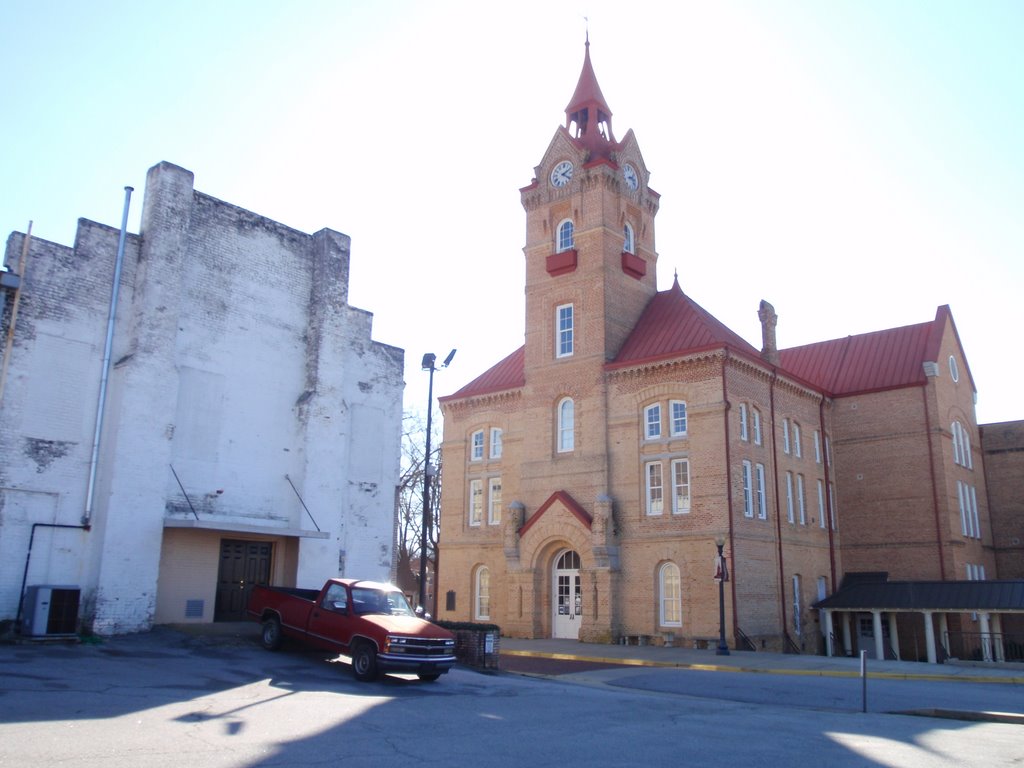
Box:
xmin=623 ymin=163 xmax=639 ymax=191
xmin=550 ymin=160 xmax=574 ymax=188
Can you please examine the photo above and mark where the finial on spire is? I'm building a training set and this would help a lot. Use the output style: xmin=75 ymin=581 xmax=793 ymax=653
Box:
xmin=584 ymin=16 xmax=589 ymax=46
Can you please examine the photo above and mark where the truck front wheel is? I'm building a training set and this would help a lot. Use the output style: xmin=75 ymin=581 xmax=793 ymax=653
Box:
xmin=260 ymin=617 xmax=283 ymax=651
xmin=351 ymin=642 xmax=379 ymax=681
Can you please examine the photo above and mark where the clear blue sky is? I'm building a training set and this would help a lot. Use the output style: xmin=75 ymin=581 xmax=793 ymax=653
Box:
xmin=2 ymin=1 xmax=1021 ymax=425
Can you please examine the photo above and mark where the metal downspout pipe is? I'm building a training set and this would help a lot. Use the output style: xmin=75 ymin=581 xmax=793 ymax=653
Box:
xmin=82 ymin=186 xmax=133 ymax=526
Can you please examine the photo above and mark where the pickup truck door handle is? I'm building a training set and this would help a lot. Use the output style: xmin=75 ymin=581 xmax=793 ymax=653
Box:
xmin=312 ymin=611 xmax=320 ymax=618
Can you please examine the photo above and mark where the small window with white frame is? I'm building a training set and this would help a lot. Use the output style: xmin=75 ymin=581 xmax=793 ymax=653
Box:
xmin=739 ymin=403 xmax=749 ymax=441
xmin=817 ymin=479 xmax=826 ymax=528
xmin=814 ymin=430 xmax=821 ymax=464
xmin=797 ymin=474 xmax=806 ymax=525
xmin=556 ymin=303 xmax=574 ymax=358
xmin=490 ymin=427 xmax=503 ymax=459
xmin=623 ymin=223 xmax=635 ymax=255
xmin=488 ymin=477 xmax=502 ymax=525
xmin=742 ymin=460 xmax=753 ymax=518
xmin=475 ymin=566 xmax=490 ymax=620
xmin=469 ymin=479 xmax=483 ymax=526
xmin=782 ymin=418 xmax=791 ymax=454
xmin=470 ymin=430 xmax=484 ymax=461
xmin=659 ymin=562 xmax=682 ymax=627
xmin=671 ymin=458 xmax=690 ymax=514
xmin=949 ymin=355 xmax=959 ymax=382
xmin=645 ymin=461 xmax=664 ymax=516
xmin=785 ymin=471 xmax=795 ymax=524
xmin=557 ymin=219 xmax=575 ymax=252
xmin=756 ymin=463 xmax=767 ymax=519
xmin=792 ymin=422 xmax=802 ymax=458
xmin=557 ymin=397 xmax=575 ymax=452
xmin=670 ymin=400 xmax=687 ymax=437
xmin=753 ymin=408 xmax=762 ymax=445
xmin=644 ymin=403 xmax=662 ymax=440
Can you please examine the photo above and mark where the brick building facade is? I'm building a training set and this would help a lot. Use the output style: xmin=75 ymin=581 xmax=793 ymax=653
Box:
xmin=436 ymin=42 xmax=1013 ymax=655
xmin=0 ymin=162 xmax=403 ymax=634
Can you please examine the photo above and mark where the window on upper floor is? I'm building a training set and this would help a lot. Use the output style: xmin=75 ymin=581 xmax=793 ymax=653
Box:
xmin=671 ymin=458 xmax=691 ymax=514
xmin=755 ymin=463 xmax=768 ymax=519
xmin=557 ymin=397 xmax=575 ymax=453
xmin=644 ymin=403 xmax=662 ymax=440
xmin=659 ymin=562 xmax=682 ymax=627
xmin=739 ymin=403 xmax=749 ymax=441
xmin=556 ymin=303 xmax=574 ymax=358
xmin=792 ymin=422 xmax=802 ymax=458
xmin=490 ymin=428 xmax=503 ymax=459
xmin=469 ymin=479 xmax=483 ymax=526
xmin=623 ymin=223 xmax=635 ymax=255
xmin=949 ymin=355 xmax=959 ymax=382
xmin=797 ymin=474 xmax=806 ymax=525
xmin=488 ymin=477 xmax=502 ymax=525
xmin=785 ymin=472 xmax=795 ymax=524
xmin=814 ymin=430 xmax=822 ymax=464
xmin=670 ymin=400 xmax=687 ymax=437
xmin=470 ymin=430 xmax=484 ymax=461
xmin=782 ymin=418 xmax=791 ymax=454
xmin=645 ymin=461 xmax=664 ymax=516
xmin=557 ymin=219 xmax=575 ymax=252
xmin=742 ymin=460 xmax=753 ymax=518
xmin=752 ymin=408 xmax=762 ymax=446
xmin=817 ymin=479 xmax=826 ymax=529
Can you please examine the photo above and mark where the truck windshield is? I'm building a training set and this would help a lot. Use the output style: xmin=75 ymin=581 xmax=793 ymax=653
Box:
xmin=351 ymin=587 xmax=416 ymax=617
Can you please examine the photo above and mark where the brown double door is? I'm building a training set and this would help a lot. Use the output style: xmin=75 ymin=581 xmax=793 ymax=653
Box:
xmin=215 ymin=539 xmax=272 ymax=621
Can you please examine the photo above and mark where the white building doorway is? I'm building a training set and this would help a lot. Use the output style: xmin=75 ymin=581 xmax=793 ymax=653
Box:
xmin=552 ymin=549 xmax=581 ymax=639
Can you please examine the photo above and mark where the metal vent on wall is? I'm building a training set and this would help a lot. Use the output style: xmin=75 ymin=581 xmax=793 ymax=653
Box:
xmin=185 ymin=599 xmax=205 ymax=619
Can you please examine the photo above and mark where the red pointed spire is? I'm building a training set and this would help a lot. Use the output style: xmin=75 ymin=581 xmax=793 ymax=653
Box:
xmin=565 ymin=36 xmax=616 ymax=157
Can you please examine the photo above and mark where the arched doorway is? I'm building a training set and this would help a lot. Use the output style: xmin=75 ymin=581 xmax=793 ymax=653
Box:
xmin=552 ymin=549 xmax=582 ymax=639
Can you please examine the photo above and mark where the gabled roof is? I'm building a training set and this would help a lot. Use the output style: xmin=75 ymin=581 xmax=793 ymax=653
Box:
xmin=440 ymin=346 xmax=525 ymax=402
xmin=778 ymin=305 xmax=972 ymax=397
xmin=518 ymin=490 xmax=592 ymax=536
xmin=609 ymin=277 xmax=759 ymax=368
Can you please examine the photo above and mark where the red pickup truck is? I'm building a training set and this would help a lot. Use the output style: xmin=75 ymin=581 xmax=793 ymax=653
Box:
xmin=246 ymin=579 xmax=456 ymax=682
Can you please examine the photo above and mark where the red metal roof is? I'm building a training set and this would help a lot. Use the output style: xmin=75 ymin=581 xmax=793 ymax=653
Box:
xmin=610 ymin=278 xmax=759 ymax=367
xmin=778 ymin=305 xmax=958 ymax=396
xmin=440 ymin=346 xmax=525 ymax=402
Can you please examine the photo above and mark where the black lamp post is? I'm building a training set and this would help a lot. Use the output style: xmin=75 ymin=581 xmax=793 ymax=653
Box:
xmin=715 ymin=535 xmax=730 ymax=656
xmin=419 ymin=349 xmax=455 ymax=614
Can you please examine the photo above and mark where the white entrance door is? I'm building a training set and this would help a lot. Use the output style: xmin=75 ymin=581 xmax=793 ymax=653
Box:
xmin=552 ymin=550 xmax=581 ymax=639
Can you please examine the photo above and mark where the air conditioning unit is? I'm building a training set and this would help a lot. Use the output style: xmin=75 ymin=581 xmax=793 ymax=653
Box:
xmin=21 ymin=585 xmax=80 ymax=638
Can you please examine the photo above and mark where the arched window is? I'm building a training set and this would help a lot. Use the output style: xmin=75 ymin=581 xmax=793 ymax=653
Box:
xmin=558 ymin=397 xmax=575 ymax=452
xmin=623 ymin=223 xmax=635 ymax=254
xmin=949 ymin=355 xmax=960 ymax=382
xmin=557 ymin=219 xmax=575 ymax=252
xmin=792 ymin=574 xmax=802 ymax=634
xmin=474 ymin=566 xmax=490 ymax=620
xmin=659 ymin=562 xmax=682 ymax=627
xmin=952 ymin=421 xmax=963 ymax=465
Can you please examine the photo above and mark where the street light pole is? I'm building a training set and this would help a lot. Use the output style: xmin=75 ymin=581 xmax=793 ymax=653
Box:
xmin=418 ymin=350 xmax=455 ymax=615
xmin=715 ymin=535 xmax=730 ymax=656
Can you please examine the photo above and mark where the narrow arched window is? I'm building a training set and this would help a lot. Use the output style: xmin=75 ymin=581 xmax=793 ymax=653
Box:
xmin=557 ymin=220 xmax=575 ymax=252
xmin=623 ymin=223 xmax=635 ymax=254
xmin=474 ymin=566 xmax=490 ymax=620
xmin=659 ymin=562 xmax=682 ymax=627
xmin=558 ymin=397 xmax=575 ymax=452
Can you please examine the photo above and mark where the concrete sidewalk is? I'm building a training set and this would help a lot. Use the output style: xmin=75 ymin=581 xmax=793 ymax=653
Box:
xmin=499 ymin=637 xmax=1024 ymax=684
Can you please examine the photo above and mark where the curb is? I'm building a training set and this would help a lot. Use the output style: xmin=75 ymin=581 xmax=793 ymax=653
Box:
xmin=500 ymin=649 xmax=1024 ymax=685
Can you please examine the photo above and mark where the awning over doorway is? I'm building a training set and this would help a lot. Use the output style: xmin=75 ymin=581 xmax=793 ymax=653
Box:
xmin=164 ymin=517 xmax=330 ymax=539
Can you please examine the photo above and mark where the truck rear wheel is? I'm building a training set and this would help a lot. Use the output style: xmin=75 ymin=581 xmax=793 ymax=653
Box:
xmin=260 ymin=617 xmax=283 ymax=651
xmin=351 ymin=642 xmax=379 ymax=681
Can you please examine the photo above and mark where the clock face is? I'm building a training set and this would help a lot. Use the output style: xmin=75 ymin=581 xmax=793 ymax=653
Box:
xmin=550 ymin=160 xmax=574 ymax=188
xmin=623 ymin=163 xmax=639 ymax=191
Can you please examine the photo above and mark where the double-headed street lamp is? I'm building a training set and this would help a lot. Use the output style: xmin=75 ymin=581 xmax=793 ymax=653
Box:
xmin=419 ymin=349 xmax=456 ymax=614
xmin=714 ymin=535 xmax=730 ymax=656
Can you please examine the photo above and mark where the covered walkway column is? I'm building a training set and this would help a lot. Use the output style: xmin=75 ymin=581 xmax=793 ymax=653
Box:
xmin=992 ymin=614 xmax=1005 ymax=662
xmin=841 ymin=612 xmax=853 ymax=656
xmin=823 ymin=610 xmax=835 ymax=656
xmin=979 ymin=613 xmax=993 ymax=662
xmin=872 ymin=610 xmax=884 ymax=661
xmin=938 ymin=614 xmax=950 ymax=657
xmin=887 ymin=613 xmax=900 ymax=660
xmin=922 ymin=611 xmax=937 ymax=664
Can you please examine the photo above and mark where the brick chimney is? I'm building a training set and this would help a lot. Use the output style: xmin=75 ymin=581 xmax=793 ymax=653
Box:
xmin=758 ymin=300 xmax=779 ymax=366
